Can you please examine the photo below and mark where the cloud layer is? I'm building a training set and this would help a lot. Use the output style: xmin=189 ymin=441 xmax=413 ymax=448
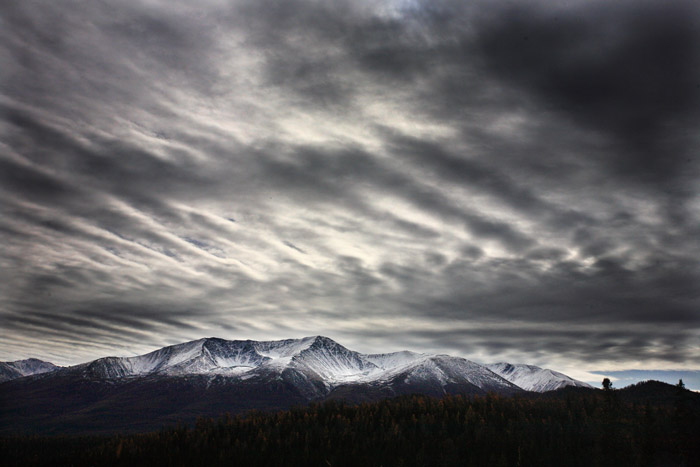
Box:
xmin=1 ymin=0 xmax=699 ymax=374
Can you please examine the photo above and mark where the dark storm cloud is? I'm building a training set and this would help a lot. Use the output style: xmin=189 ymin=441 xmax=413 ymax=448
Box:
xmin=0 ymin=0 xmax=698 ymax=372
xmin=476 ymin=0 xmax=700 ymax=185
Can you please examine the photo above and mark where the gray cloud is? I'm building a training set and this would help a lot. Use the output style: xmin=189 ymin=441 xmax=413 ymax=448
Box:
xmin=477 ymin=0 xmax=700 ymax=185
xmin=0 ymin=0 xmax=698 ymax=373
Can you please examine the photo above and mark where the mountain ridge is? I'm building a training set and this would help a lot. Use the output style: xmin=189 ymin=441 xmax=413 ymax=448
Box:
xmin=0 ymin=336 xmax=596 ymax=434
xmin=1 ymin=336 xmax=589 ymax=391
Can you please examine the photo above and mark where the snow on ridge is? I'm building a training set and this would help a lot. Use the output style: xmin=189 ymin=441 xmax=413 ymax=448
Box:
xmin=68 ymin=336 xmax=326 ymax=378
xmin=355 ymin=353 xmax=515 ymax=391
xmin=365 ymin=351 xmax=425 ymax=371
xmin=5 ymin=358 xmax=59 ymax=375
xmin=291 ymin=336 xmax=382 ymax=382
xmin=0 ymin=358 xmax=60 ymax=382
xmin=254 ymin=336 xmax=317 ymax=359
xmin=24 ymin=336 xmax=588 ymax=393
xmin=123 ymin=338 xmax=209 ymax=375
xmin=486 ymin=362 xmax=592 ymax=392
xmin=419 ymin=355 xmax=517 ymax=390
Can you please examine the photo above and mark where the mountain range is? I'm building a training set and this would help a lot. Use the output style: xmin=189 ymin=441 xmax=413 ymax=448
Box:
xmin=0 ymin=336 xmax=591 ymax=434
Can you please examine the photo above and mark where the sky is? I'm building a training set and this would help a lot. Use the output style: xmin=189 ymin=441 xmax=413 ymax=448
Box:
xmin=1 ymin=0 xmax=699 ymax=386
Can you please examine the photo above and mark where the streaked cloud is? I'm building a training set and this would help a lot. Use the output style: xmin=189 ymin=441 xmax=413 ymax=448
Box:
xmin=1 ymin=0 xmax=698 ymax=373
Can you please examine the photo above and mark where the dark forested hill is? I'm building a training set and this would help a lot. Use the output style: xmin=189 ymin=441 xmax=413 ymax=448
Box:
xmin=2 ymin=381 xmax=698 ymax=467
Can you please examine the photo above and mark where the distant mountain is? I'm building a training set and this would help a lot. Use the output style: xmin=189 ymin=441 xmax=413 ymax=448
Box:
xmin=0 ymin=336 xmax=589 ymax=434
xmin=56 ymin=336 xmax=528 ymax=394
xmin=486 ymin=362 xmax=593 ymax=392
xmin=0 ymin=358 xmax=59 ymax=383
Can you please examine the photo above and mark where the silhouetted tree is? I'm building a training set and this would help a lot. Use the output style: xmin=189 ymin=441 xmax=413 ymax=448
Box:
xmin=602 ymin=378 xmax=612 ymax=391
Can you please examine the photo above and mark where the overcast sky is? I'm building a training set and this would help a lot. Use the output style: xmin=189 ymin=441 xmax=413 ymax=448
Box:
xmin=1 ymin=0 xmax=699 ymax=382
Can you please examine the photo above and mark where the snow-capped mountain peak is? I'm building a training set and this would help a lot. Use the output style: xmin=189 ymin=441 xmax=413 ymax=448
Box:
xmin=291 ymin=336 xmax=379 ymax=382
xmin=486 ymin=362 xmax=593 ymax=392
xmin=0 ymin=358 xmax=60 ymax=382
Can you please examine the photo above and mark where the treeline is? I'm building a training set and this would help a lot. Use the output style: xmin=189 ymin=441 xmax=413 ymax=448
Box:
xmin=2 ymin=389 xmax=698 ymax=467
